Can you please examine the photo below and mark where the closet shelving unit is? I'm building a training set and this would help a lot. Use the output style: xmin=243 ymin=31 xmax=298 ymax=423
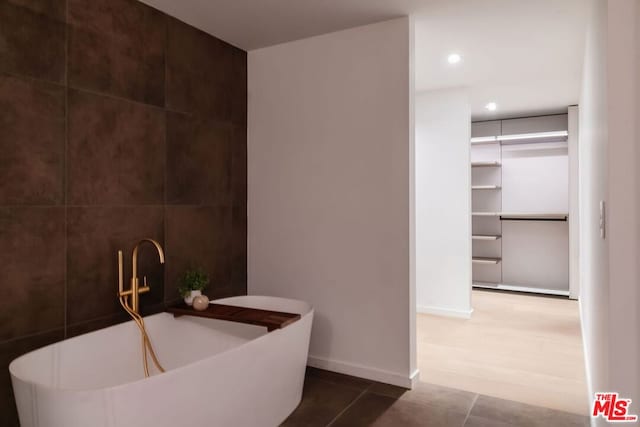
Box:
xmin=471 ymin=139 xmax=504 ymax=271
xmin=471 ymin=118 xmax=570 ymax=296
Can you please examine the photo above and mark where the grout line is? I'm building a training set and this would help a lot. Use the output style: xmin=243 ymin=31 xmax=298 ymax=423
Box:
xmin=164 ymin=13 xmax=169 ymax=111
xmin=162 ymin=13 xmax=169 ymax=305
xmin=67 ymin=81 xmax=189 ymax=115
xmin=63 ymin=0 xmax=69 ymax=339
xmin=0 ymin=204 xmax=233 ymax=209
xmin=0 ymin=69 xmax=65 ymax=88
xmin=65 ymin=312 xmax=125 ymax=329
xmin=67 ymin=84 xmax=166 ymax=112
xmin=0 ymin=72 xmax=187 ymax=115
xmin=325 ymin=383 xmax=372 ymax=427
xmin=462 ymin=393 xmax=480 ymax=426
xmin=0 ymin=326 xmax=64 ymax=347
xmin=0 ymin=205 xmax=65 ymax=209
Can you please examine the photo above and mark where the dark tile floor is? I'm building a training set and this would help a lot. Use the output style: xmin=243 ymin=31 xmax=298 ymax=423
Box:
xmin=282 ymin=368 xmax=590 ymax=427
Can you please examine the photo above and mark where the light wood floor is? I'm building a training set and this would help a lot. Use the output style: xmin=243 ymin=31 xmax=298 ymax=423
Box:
xmin=417 ymin=289 xmax=589 ymax=415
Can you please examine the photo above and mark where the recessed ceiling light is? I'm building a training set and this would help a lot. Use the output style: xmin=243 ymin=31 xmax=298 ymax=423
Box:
xmin=447 ymin=53 xmax=462 ymax=64
xmin=485 ymin=102 xmax=497 ymax=111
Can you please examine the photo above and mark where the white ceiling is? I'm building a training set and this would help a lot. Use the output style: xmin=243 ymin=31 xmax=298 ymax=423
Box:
xmin=414 ymin=1 xmax=589 ymax=119
xmin=140 ymin=0 xmax=589 ymax=120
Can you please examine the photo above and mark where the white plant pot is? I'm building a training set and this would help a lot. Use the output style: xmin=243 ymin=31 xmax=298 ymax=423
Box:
xmin=184 ymin=290 xmax=202 ymax=306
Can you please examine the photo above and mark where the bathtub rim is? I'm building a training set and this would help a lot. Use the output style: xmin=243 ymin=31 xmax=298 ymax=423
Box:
xmin=9 ymin=295 xmax=313 ymax=393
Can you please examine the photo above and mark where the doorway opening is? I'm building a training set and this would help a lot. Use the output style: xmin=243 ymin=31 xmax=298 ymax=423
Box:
xmin=413 ymin=1 xmax=589 ymax=416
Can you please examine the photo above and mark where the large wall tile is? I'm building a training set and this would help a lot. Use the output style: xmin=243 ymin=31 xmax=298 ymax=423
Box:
xmin=0 ymin=0 xmax=65 ymax=82
xmin=231 ymin=205 xmax=247 ymax=294
xmin=166 ymin=18 xmax=241 ymax=119
xmin=68 ymin=0 xmax=166 ymax=106
xmin=0 ymin=74 xmax=65 ymax=204
xmin=0 ymin=207 xmax=65 ymax=342
xmin=66 ymin=206 xmax=164 ymax=324
xmin=67 ymin=90 xmax=165 ymax=205
xmin=166 ymin=113 xmax=232 ymax=205
xmin=165 ymin=206 xmax=232 ymax=302
xmin=230 ymin=49 xmax=247 ymax=128
xmin=0 ymin=329 xmax=64 ymax=427
xmin=231 ymin=125 xmax=247 ymax=207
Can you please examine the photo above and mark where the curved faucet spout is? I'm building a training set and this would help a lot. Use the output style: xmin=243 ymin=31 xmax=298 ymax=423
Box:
xmin=132 ymin=238 xmax=165 ymax=279
xmin=130 ymin=238 xmax=165 ymax=314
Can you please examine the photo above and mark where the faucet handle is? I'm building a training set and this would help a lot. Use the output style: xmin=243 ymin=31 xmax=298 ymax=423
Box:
xmin=138 ymin=276 xmax=151 ymax=294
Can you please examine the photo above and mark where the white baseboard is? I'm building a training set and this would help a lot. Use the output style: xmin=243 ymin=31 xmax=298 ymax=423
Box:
xmin=416 ymin=305 xmax=473 ymax=319
xmin=409 ymin=368 xmax=420 ymax=389
xmin=307 ymin=355 xmax=418 ymax=389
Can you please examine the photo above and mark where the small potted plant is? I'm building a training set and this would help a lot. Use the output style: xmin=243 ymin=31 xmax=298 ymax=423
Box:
xmin=178 ymin=268 xmax=209 ymax=306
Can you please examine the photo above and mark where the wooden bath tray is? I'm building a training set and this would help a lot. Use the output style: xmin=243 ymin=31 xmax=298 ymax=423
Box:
xmin=166 ymin=303 xmax=301 ymax=332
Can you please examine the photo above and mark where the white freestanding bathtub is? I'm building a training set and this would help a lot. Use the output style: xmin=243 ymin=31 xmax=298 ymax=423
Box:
xmin=9 ymin=296 xmax=313 ymax=427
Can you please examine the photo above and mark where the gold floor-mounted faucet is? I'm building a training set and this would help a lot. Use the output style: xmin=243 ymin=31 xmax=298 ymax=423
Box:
xmin=117 ymin=238 xmax=166 ymax=377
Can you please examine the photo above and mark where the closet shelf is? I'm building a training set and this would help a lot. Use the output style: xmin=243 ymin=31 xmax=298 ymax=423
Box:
xmin=471 ymin=161 xmax=501 ymax=167
xmin=472 ymin=257 xmax=501 ymax=265
xmin=472 ymin=235 xmax=501 ymax=240
xmin=472 ymin=185 xmax=501 ymax=190
xmin=470 ymin=131 xmax=568 ymax=145
xmin=472 ymin=212 xmax=500 ymax=216
xmin=470 ymin=137 xmax=499 ymax=145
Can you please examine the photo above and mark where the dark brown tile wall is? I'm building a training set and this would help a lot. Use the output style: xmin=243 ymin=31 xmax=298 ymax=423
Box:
xmin=166 ymin=113 xmax=232 ymax=205
xmin=166 ymin=17 xmax=237 ymax=119
xmin=0 ymin=73 xmax=65 ymax=204
xmin=165 ymin=206 xmax=232 ymax=302
xmin=0 ymin=207 xmax=66 ymax=342
xmin=0 ymin=0 xmax=246 ymax=423
xmin=0 ymin=0 xmax=66 ymax=82
xmin=67 ymin=0 xmax=166 ymax=106
xmin=67 ymin=89 xmax=166 ymax=205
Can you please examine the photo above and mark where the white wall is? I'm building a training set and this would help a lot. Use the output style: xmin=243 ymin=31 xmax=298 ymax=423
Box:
xmin=605 ymin=0 xmax=640 ymax=409
xmin=579 ymin=0 xmax=611 ymax=410
xmin=415 ymin=89 xmax=472 ymax=318
xmin=247 ymin=18 xmax=416 ymax=387
xmin=579 ymin=0 xmax=640 ymax=419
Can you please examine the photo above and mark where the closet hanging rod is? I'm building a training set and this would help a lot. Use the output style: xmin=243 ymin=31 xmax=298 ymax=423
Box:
xmin=499 ymin=216 xmax=568 ymax=222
